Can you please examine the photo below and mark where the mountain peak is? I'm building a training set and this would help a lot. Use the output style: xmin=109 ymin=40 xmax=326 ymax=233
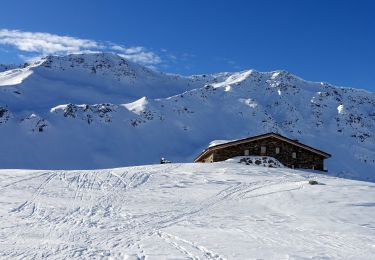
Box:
xmin=30 ymin=52 xmax=163 ymax=85
xmin=39 ymin=52 xmax=134 ymax=70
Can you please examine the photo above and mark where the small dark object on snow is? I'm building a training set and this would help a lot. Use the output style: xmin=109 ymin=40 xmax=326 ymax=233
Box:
xmin=309 ymin=180 xmax=319 ymax=185
xmin=160 ymin=157 xmax=171 ymax=164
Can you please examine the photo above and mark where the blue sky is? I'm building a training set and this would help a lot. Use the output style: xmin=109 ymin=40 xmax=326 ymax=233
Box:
xmin=0 ymin=0 xmax=374 ymax=91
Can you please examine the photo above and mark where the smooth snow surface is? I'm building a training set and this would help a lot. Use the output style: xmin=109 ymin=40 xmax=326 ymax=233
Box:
xmin=123 ymin=96 xmax=149 ymax=114
xmin=0 ymin=163 xmax=374 ymax=259
xmin=0 ymin=68 xmax=33 ymax=86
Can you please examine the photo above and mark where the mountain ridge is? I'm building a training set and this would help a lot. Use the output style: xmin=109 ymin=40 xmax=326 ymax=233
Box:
xmin=0 ymin=53 xmax=374 ymax=181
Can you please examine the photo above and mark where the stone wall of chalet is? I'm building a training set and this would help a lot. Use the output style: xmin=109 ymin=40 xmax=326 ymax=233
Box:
xmin=212 ymin=137 xmax=325 ymax=170
xmin=202 ymin=153 xmax=214 ymax=163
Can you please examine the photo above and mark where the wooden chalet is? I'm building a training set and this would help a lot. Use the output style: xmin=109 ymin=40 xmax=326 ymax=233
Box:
xmin=194 ymin=133 xmax=331 ymax=171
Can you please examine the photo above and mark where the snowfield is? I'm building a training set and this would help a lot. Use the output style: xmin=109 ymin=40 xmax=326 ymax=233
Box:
xmin=1 ymin=163 xmax=374 ymax=259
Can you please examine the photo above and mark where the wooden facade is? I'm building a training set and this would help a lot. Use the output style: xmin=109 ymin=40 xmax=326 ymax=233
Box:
xmin=194 ymin=133 xmax=331 ymax=171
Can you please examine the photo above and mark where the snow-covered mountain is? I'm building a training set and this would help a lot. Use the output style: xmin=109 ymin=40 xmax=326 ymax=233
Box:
xmin=0 ymin=53 xmax=374 ymax=181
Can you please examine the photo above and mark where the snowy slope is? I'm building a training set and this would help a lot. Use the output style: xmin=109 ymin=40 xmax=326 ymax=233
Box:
xmin=0 ymin=53 xmax=374 ymax=181
xmin=0 ymin=163 xmax=374 ymax=259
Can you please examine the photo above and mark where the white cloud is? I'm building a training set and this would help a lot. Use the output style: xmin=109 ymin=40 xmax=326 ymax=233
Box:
xmin=0 ymin=29 xmax=162 ymax=66
xmin=0 ymin=29 xmax=99 ymax=54
xmin=112 ymin=44 xmax=161 ymax=64
xmin=111 ymin=45 xmax=127 ymax=52
xmin=111 ymin=45 xmax=144 ymax=54
xmin=119 ymin=52 xmax=161 ymax=65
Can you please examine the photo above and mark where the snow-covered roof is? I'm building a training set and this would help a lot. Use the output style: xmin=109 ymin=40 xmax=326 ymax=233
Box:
xmin=208 ymin=139 xmax=235 ymax=148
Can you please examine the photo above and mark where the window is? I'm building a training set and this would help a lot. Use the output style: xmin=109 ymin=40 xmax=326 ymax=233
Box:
xmin=275 ymin=147 xmax=280 ymax=154
xmin=292 ymin=152 xmax=296 ymax=159
xmin=244 ymin=150 xmax=249 ymax=156
xmin=261 ymin=146 xmax=266 ymax=154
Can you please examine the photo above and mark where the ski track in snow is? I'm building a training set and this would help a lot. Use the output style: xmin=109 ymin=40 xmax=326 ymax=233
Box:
xmin=0 ymin=163 xmax=375 ymax=259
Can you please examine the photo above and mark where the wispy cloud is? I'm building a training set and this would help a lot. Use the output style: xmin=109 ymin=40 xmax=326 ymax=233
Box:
xmin=0 ymin=29 xmax=99 ymax=55
xmin=116 ymin=47 xmax=161 ymax=65
xmin=0 ymin=29 xmax=162 ymax=66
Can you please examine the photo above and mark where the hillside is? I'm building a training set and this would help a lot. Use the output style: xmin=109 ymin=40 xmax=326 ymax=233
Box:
xmin=0 ymin=53 xmax=374 ymax=181
xmin=0 ymin=162 xmax=374 ymax=259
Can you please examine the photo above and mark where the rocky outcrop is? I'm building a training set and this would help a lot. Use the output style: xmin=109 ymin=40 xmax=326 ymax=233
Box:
xmin=51 ymin=103 xmax=118 ymax=124
xmin=0 ymin=106 xmax=10 ymax=124
xmin=20 ymin=114 xmax=48 ymax=132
